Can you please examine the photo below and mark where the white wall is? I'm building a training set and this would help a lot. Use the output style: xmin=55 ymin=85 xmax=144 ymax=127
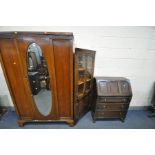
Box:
xmin=0 ymin=26 xmax=155 ymax=107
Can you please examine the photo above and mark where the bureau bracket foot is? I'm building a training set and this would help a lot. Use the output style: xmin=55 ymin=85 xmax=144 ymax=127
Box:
xmin=120 ymin=118 xmax=125 ymax=123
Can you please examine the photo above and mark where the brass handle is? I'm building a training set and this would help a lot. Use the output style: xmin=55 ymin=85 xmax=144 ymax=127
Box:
xmin=13 ymin=62 xmax=16 ymax=65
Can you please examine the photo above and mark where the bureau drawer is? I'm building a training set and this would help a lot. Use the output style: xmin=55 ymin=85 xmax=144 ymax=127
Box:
xmin=97 ymin=97 xmax=129 ymax=103
xmin=95 ymin=111 xmax=127 ymax=118
xmin=96 ymin=103 xmax=129 ymax=111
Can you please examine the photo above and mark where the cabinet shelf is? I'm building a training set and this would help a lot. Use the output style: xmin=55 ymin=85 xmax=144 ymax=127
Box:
xmin=78 ymin=79 xmax=91 ymax=85
xmin=86 ymin=78 xmax=91 ymax=82
xmin=78 ymin=68 xmax=85 ymax=71
xmin=78 ymin=93 xmax=84 ymax=98
xmin=78 ymin=81 xmax=84 ymax=85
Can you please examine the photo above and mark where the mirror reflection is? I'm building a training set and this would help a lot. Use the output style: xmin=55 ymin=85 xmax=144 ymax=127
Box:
xmin=27 ymin=43 xmax=52 ymax=116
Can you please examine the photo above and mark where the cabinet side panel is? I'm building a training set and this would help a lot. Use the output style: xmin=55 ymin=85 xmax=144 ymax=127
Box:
xmin=53 ymin=39 xmax=73 ymax=118
xmin=0 ymin=39 xmax=33 ymax=118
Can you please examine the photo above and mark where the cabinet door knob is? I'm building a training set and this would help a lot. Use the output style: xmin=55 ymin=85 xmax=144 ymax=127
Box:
xmin=13 ymin=62 xmax=16 ymax=65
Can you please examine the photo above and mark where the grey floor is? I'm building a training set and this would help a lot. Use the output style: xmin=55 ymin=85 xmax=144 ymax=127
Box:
xmin=0 ymin=110 xmax=155 ymax=129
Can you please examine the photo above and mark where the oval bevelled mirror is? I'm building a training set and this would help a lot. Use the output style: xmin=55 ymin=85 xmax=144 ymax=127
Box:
xmin=27 ymin=43 xmax=52 ymax=116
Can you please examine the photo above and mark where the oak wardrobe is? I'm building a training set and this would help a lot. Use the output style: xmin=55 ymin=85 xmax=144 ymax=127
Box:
xmin=0 ymin=32 xmax=95 ymax=127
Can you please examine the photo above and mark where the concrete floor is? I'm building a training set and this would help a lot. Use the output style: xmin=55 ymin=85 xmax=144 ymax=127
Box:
xmin=0 ymin=110 xmax=155 ymax=129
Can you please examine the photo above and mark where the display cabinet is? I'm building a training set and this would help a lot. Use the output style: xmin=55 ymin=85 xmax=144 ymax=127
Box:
xmin=74 ymin=48 xmax=96 ymax=122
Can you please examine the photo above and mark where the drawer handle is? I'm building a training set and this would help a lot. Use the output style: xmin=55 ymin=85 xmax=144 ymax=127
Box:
xmin=103 ymin=105 xmax=106 ymax=108
xmin=120 ymin=112 xmax=122 ymax=115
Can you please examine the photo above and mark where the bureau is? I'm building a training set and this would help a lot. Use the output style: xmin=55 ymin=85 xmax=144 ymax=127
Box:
xmin=91 ymin=77 xmax=132 ymax=122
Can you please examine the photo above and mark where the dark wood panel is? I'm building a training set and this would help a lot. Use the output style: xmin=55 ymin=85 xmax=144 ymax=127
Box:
xmin=95 ymin=111 xmax=127 ymax=118
xmin=53 ymin=39 xmax=73 ymax=118
xmin=96 ymin=77 xmax=132 ymax=96
xmin=97 ymin=97 xmax=130 ymax=103
xmin=96 ymin=103 xmax=129 ymax=111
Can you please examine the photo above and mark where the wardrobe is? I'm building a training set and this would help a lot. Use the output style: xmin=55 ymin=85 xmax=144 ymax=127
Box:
xmin=0 ymin=32 xmax=95 ymax=127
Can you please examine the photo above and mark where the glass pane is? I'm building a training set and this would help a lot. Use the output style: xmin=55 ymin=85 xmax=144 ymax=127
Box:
xmin=78 ymin=55 xmax=85 ymax=69
xmin=77 ymin=55 xmax=86 ymax=82
xmin=27 ymin=43 xmax=52 ymax=116
xmin=78 ymin=84 xmax=84 ymax=97
xmin=85 ymin=81 xmax=91 ymax=93
xmin=86 ymin=55 xmax=93 ymax=80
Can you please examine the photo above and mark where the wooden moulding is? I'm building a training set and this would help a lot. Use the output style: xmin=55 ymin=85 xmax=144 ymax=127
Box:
xmin=18 ymin=119 xmax=75 ymax=127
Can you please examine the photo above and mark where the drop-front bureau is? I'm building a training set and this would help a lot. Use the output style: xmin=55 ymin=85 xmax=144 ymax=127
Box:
xmin=91 ymin=77 xmax=132 ymax=122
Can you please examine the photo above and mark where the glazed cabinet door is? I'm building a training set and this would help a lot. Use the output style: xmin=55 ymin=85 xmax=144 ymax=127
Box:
xmin=74 ymin=48 xmax=95 ymax=122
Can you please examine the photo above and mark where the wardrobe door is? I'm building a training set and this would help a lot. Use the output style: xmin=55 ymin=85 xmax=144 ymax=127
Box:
xmin=16 ymin=36 xmax=58 ymax=120
xmin=0 ymin=38 xmax=34 ymax=119
xmin=52 ymin=39 xmax=73 ymax=119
